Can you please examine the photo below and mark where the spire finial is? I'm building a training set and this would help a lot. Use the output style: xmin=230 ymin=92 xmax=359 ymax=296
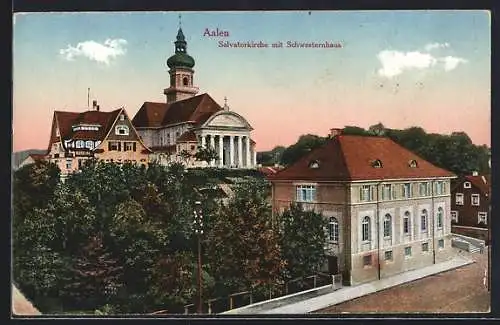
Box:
xmin=223 ymin=96 xmax=229 ymax=111
xmin=178 ymin=13 xmax=182 ymax=29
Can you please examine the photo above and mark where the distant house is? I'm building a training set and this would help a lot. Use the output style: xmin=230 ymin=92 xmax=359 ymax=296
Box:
xmin=18 ymin=153 xmax=46 ymax=169
xmin=269 ymin=129 xmax=456 ymax=286
xmin=44 ymin=101 xmax=152 ymax=179
xmin=450 ymin=173 xmax=490 ymax=242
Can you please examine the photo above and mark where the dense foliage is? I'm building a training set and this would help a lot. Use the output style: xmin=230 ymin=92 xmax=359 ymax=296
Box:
xmin=259 ymin=124 xmax=490 ymax=176
xmin=12 ymin=161 xmax=326 ymax=314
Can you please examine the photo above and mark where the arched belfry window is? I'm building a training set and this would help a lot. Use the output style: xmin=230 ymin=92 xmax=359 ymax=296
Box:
xmin=183 ymin=76 xmax=189 ymax=86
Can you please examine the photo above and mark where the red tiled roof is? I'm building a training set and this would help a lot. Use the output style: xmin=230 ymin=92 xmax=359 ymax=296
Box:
xmin=259 ymin=166 xmax=281 ymax=177
xmin=464 ymin=175 xmax=490 ymax=195
xmin=177 ymin=130 xmax=197 ymax=142
xmin=55 ymin=109 xmax=122 ymax=142
xmin=132 ymin=93 xmax=223 ymax=128
xmin=270 ymin=135 xmax=455 ymax=181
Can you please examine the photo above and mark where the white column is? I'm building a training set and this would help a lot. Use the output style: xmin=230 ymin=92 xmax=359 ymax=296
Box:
xmin=218 ymin=135 xmax=224 ymax=167
xmin=237 ymin=136 xmax=243 ymax=168
xmin=246 ymin=136 xmax=251 ymax=168
xmin=229 ymin=135 xmax=235 ymax=168
xmin=253 ymin=150 xmax=257 ymax=167
xmin=201 ymin=134 xmax=206 ymax=148
xmin=210 ymin=134 xmax=215 ymax=167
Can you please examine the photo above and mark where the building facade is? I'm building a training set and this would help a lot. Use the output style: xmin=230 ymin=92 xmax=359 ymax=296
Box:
xmin=450 ymin=174 xmax=490 ymax=242
xmin=42 ymin=103 xmax=151 ymax=179
xmin=131 ymin=27 xmax=257 ymax=169
xmin=269 ymin=130 xmax=456 ymax=286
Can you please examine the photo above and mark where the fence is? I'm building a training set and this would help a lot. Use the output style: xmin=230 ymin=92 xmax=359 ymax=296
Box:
xmin=183 ymin=272 xmax=342 ymax=314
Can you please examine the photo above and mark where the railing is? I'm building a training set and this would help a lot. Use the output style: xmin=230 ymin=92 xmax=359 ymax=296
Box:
xmin=182 ymin=272 xmax=343 ymax=315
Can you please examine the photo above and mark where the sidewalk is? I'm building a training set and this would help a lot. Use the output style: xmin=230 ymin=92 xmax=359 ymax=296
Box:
xmin=222 ymin=255 xmax=473 ymax=314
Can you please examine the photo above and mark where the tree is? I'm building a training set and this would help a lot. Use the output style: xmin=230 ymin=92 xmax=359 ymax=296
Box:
xmin=368 ymin=122 xmax=386 ymax=136
xmin=279 ymin=203 xmax=327 ymax=281
xmin=342 ymin=126 xmax=369 ymax=136
xmin=61 ymin=235 xmax=123 ymax=311
xmin=205 ymin=178 xmax=285 ymax=297
xmin=178 ymin=149 xmax=193 ymax=165
xmin=194 ymin=147 xmax=219 ymax=165
xmin=281 ymin=134 xmax=328 ymax=166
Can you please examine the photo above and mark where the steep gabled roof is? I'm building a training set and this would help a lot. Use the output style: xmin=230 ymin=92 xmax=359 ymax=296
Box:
xmin=54 ymin=109 xmax=122 ymax=142
xmin=270 ymin=135 xmax=455 ymax=182
xmin=132 ymin=93 xmax=223 ymax=128
xmin=464 ymin=175 xmax=491 ymax=195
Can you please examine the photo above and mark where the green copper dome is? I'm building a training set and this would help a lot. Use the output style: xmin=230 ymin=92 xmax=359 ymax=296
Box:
xmin=166 ymin=28 xmax=195 ymax=69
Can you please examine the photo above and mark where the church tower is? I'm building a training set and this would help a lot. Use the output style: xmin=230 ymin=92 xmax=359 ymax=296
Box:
xmin=164 ymin=27 xmax=199 ymax=103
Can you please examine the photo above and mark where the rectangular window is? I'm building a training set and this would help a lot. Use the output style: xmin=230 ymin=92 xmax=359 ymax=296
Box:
xmin=65 ymin=158 xmax=72 ymax=170
xmin=124 ymin=142 xmax=134 ymax=152
xmin=403 ymin=183 xmax=412 ymax=198
xmin=471 ymin=194 xmax=480 ymax=206
xmin=422 ymin=242 xmax=429 ymax=252
xmin=404 ymin=246 xmax=412 ymax=257
xmin=451 ymin=211 xmax=458 ymax=223
xmin=363 ymin=255 xmax=372 ymax=266
xmin=455 ymin=193 xmax=464 ymax=205
xmin=478 ymin=212 xmax=487 ymax=225
xmin=296 ymin=185 xmax=316 ymax=202
xmin=382 ymin=184 xmax=392 ymax=201
xmin=438 ymin=239 xmax=445 ymax=249
xmin=360 ymin=185 xmax=371 ymax=202
xmin=120 ymin=114 xmax=125 ymax=121
xmin=384 ymin=250 xmax=393 ymax=261
xmin=419 ymin=182 xmax=428 ymax=196
xmin=435 ymin=181 xmax=445 ymax=195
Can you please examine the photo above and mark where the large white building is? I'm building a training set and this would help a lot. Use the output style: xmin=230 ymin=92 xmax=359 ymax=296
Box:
xmin=132 ymin=27 xmax=257 ymax=168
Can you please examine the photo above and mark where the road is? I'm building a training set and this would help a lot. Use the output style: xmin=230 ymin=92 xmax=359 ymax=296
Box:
xmin=314 ymin=248 xmax=490 ymax=314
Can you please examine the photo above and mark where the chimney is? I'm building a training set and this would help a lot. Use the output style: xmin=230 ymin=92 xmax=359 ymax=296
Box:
xmin=330 ymin=128 xmax=343 ymax=137
xmin=92 ymin=100 xmax=98 ymax=110
xmin=96 ymin=105 xmax=100 ymax=112
xmin=472 ymin=171 xmax=479 ymax=176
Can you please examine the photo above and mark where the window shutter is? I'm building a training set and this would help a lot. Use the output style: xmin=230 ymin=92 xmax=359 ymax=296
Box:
xmin=108 ymin=142 xmax=111 ymax=151
xmin=118 ymin=142 xmax=121 ymax=151
xmin=133 ymin=142 xmax=136 ymax=152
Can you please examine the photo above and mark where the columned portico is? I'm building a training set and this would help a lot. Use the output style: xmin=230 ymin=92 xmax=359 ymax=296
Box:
xmin=237 ymin=136 xmax=243 ymax=167
xmin=218 ymin=135 xmax=224 ymax=167
xmin=210 ymin=135 xmax=215 ymax=166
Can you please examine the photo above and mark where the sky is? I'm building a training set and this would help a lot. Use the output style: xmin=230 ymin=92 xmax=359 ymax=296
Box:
xmin=13 ymin=11 xmax=491 ymax=152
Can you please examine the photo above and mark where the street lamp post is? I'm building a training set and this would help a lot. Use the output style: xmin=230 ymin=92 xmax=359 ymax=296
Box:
xmin=193 ymin=201 xmax=204 ymax=314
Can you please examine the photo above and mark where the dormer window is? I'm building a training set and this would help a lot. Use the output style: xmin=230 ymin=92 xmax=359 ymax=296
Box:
xmin=119 ymin=114 xmax=125 ymax=121
xmin=309 ymin=160 xmax=320 ymax=169
xmin=115 ymin=125 xmax=129 ymax=136
xmin=409 ymin=160 xmax=418 ymax=168
xmin=464 ymin=181 xmax=471 ymax=189
xmin=372 ymin=159 xmax=382 ymax=168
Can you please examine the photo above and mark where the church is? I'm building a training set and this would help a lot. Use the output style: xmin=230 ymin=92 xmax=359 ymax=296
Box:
xmin=132 ymin=27 xmax=257 ymax=169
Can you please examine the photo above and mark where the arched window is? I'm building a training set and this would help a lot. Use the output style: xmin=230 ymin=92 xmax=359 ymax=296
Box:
xmin=421 ymin=209 xmax=428 ymax=232
xmin=362 ymin=216 xmax=371 ymax=242
xmin=403 ymin=211 xmax=411 ymax=235
xmin=437 ymin=207 xmax=443 ymax=229
xmin=115 ymin=125 xmax=129 ymax=136
xmin=183 ymin=76 xmax=189 ymax=86
xmin=383 ymin=214 xmax=392 ymax=238
xmin=329 ymin=217 xmax=339 ymax=242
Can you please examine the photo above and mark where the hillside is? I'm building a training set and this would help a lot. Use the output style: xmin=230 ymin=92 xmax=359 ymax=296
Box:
xmin=12 ymin=149 xmax=46 ymax=170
